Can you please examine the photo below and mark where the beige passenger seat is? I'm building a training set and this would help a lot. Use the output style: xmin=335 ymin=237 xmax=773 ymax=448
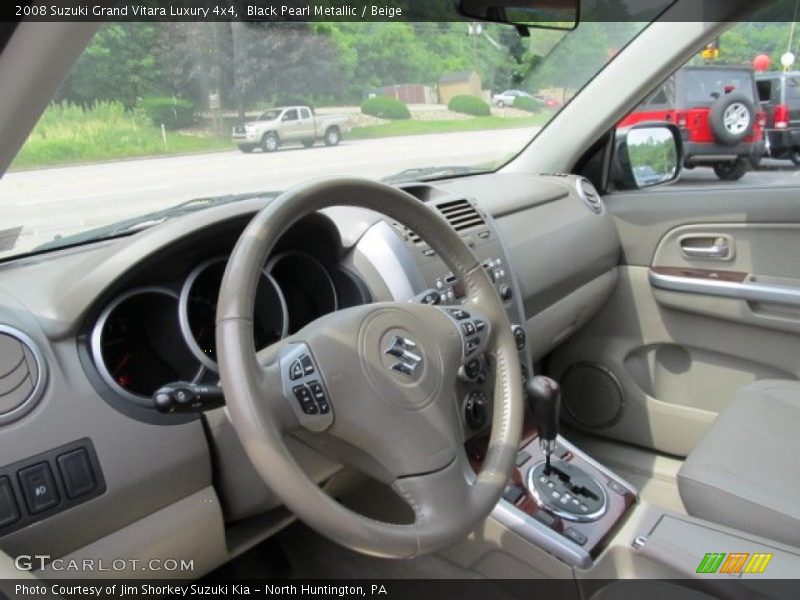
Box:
xmin=677 ymin=380 xmax=800 ymax=547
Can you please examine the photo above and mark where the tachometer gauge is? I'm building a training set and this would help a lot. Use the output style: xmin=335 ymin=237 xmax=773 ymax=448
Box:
xmin=92 ymin=288 xmax=202 ymax=404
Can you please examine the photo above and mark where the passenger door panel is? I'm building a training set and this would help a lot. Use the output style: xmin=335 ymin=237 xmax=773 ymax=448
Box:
xmin=547 ymin=187 xmax=800 ymax=456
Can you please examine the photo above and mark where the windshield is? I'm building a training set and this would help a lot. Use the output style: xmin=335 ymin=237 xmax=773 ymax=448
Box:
xmin=0 ymin=2 xmax=656 ymax=260
xmin=257 ymin=110 xmax=282 ymax=121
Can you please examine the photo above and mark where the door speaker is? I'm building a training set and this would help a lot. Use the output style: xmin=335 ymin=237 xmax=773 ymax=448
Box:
xmin=560 ymin=362 xmax=624 ymax=430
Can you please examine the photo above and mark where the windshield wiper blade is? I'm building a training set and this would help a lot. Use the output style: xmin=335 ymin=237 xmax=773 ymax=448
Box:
xmin=33 ymin=190 xmax=281 ymax=253
xmin=382 ymin=165 xmax=489 ymax=184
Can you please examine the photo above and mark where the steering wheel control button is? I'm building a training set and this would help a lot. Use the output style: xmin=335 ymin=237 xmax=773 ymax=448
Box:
xmin=56 ymin=449 xmax=97 ymax=499
xmin=474 ymin=319 xmax=486 ymax=332
xmin=280 ymin=344 xmax=333 ymax=431
xmin=18 ymin=462 xmax=59 ymax=514
xmin=465 ymin=337 xmax=480 ymax=355
xmin=446 ymin=308 xmax=470 ymax=320
xmin=512 ymin=325 xmax=526 ymax=351
xmin=418 ymin=290 xmax=440 ymax=305
xmin=0 ymin=477 xmax=20 ymax=528
xmin=307 ymin=381 xmax=330 ymax=414
xmin=289 ymin=360 xmax=304 ymax=380
xmin=292 ymin=385 xmax=318 ymax=415
xmin=461 ymin=322 xmax=477 ymax=336
xmin=459 ymin=358 xmax=481 ymax=382
xmin=300 ymin=354 xmax=315 ymax=376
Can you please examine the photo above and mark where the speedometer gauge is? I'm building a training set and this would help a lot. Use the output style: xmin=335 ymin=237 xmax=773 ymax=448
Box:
xmin=179 ymin=257 xmax=288 ymax=371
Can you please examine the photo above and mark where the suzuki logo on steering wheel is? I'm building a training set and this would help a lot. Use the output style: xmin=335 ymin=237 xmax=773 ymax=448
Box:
xmin=384 ymin=335 xmax=422 ymax=377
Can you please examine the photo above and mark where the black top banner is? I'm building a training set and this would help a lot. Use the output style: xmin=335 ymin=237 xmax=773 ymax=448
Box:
xmin=3 ymin=0 xmax=800 ymax=23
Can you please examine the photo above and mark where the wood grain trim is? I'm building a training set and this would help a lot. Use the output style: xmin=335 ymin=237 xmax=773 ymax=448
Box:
xmin=467 ymin=418 xmax=635 ymax=559
xmin=651 ymin=266 xmax=747 ymax=283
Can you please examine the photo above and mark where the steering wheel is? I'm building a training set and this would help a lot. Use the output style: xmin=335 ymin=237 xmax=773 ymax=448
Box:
xmin=216 ymin=178 xmax=524 ymax=558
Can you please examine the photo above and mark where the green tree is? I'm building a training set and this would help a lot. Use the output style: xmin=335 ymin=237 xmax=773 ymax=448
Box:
xmin=56 ymin=24 xmax=162 ymax=107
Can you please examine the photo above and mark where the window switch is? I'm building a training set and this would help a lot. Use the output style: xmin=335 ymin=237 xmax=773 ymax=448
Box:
xmin=18 ymin=462 xmax=59 ymax=514
xmin=57 ymin=449 xmax=97 ymax=499
xmin=0 ymin=477 xmax=20 ymax=528
xmin=564 ymin=527 xmax=588 ymax=546
xmin=502 ymin=484 xmax=525 ymax=505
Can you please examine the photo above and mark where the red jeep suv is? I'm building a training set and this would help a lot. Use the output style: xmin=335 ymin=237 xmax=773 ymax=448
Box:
xmin=620 ymin=65 xmax=766 ymax=180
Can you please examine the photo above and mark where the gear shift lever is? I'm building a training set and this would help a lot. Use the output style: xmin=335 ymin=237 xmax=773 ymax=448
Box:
xmin=527 ymin=375 xmax=561 ymax=475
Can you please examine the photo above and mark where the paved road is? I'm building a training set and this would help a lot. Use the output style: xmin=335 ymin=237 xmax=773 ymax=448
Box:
xmin=1 ymin=127 xmax=533 ymax=254
xmin=3 ymin=127 xmax=800 ymax=255
xmin=674 ymin=159 xmax=800 ymax=188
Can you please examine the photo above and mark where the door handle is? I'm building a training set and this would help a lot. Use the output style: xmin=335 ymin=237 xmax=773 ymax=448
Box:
xmin=679 ymin=235 xmax=732 ymax=260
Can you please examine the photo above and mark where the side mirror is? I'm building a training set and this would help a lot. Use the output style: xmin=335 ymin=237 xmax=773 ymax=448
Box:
xmin=458 ymin=0 xmax=579 ymax=30
xmin=613 ymin=123 xmax=683 ymax=190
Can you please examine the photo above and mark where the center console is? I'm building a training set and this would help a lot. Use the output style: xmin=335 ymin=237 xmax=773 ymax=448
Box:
xmin=363 ymin=183 xmax=638 ymax=569
xmin=474 ymin=428 xmax=637 ymax=569
xmin=362 ymin=184 xmax=532 ymax=436
xmin=463 ymin=374 xmax=636 ymax=569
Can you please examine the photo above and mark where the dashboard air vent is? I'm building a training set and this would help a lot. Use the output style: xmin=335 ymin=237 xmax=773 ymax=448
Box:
xmin=436 ymin=199 xmax=485 ymax=232
xmin=577 ymin=178 xmax=603 ymax=215
xmin=0 ymin=325 xmax=45 ymax=425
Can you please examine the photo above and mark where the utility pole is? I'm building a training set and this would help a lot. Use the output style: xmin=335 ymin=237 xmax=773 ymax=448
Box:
xmin=468 ymin=22 xmax=482 ymax=73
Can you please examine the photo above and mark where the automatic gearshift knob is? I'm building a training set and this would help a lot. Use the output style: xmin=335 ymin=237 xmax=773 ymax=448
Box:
xmin=527 ymin=375 xmax=562 ymax=446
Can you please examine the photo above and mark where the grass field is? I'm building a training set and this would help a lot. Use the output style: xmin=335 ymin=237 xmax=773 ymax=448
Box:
xmin=9 ymin=102 xmax=548 ymax=170
xmin=348 ymin=113 xmax=548 ymax=140
xmin=10 ymin=102 xmax=229 ymax=170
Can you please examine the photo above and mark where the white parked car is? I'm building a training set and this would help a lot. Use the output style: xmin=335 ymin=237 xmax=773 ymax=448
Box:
xmin=491 ymin=89 xmax=536 ymax=107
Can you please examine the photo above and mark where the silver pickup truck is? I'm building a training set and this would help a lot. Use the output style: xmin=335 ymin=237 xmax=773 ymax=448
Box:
xmin=232 ymin=106 xmax=352 ymax=153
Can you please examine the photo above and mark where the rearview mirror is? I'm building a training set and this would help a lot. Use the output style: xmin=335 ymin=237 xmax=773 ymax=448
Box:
xmin=458 ymin=0 xmax=579 ymax=30
xmin=613 ymin=123 xmax=683 ymax=190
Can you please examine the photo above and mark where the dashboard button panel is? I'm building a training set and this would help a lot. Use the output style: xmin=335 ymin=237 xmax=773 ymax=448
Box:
xmin=0 ymin=438 xmax=105 ymax=537
xmin=0 ymin=477 xmax=20 ymax=528
xmin=57 ymin=449 xmax=98 ymax=499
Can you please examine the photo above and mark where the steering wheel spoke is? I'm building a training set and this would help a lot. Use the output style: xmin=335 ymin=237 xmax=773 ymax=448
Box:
xmin=392 ymin=446 xmax=474 ymax=525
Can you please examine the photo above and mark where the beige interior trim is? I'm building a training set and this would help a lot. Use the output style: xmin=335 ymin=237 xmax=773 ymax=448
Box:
xmin=35 ymin=487 xmax=227 ymax=580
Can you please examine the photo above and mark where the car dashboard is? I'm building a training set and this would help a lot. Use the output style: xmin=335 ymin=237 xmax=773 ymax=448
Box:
xmin=0 ymin=172 xmax=620 ymax=576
